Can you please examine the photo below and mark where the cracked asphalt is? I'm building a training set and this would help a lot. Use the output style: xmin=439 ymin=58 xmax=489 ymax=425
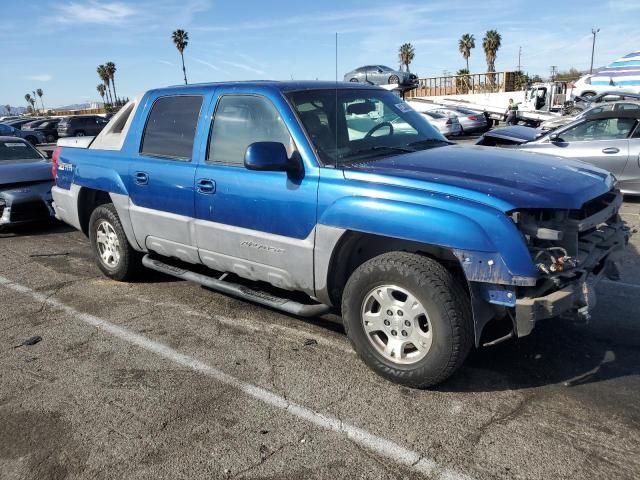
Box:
xmin=1 ymin=200 xmax=639 ymax=480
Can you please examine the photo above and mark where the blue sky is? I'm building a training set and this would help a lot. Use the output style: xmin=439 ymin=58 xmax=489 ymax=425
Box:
xmin=2 ymin=0 xmax=640 ymax=108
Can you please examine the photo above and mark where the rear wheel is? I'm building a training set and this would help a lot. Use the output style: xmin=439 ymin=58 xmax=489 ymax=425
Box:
xmin=342 ymin=252 xmax=473 ymax=388
xmin=25 ymin=136 xmax=37 ymax=145
xmin=388 ymin=75 xmax=400 ymax=84
xmin=89 ymin=204 xmax=141 ymax=281
xmin=350 ymin=78 xmax=359 ymax=82
xmin=76 ymin=130 xmax=86 ymax=137
xmin=46 ymin=134 xmax=55 ymax=143
xmin=581 ymin=91 xmax=596 ymax=99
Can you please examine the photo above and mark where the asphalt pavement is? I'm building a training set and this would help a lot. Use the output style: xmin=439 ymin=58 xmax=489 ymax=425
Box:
xmin=1 ymin=176 xmax=640 ymax=480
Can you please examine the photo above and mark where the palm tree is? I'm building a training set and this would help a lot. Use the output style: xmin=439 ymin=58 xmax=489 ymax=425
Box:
xmin=458 ymin=34 xmax=475 ymax=72
xmin=105 ymin=62 xmax=118 ymax=104
xmin=482 ymin=30 xmax=502 ymax=88
xmin=398 ymin=43 xmax=415 ymax=72
xmin=97 ymin=65 xmax=113 ymax=105
xmin=172 ymin=29 xmax=189 ymax=84
xmin=29 ymin=97 xmax=36 ymax=114
xmin=31 ymin=91 xmax=39 ymax=114
xmin=25 ymin=93 xmax=32 ymax=112
xmin=482 ymin=30 xmax=502 ymax=73
xmin=97 ymin=84 xmax=106 ymax=106
xmin=36 ymin=88 xmax=45 ymax=113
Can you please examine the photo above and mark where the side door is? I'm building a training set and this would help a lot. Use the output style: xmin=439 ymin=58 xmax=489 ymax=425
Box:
xmin=193 ymin=91 xmax=319 ymax=293
xmin=528 ymin=117 xmax=631 ymax=176
xmin=125 ymin=94 xmax=205 ymax=264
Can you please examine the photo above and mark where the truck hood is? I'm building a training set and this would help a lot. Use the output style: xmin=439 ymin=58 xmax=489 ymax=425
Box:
xmin=342 ymin=145 xmax=613 ymax=211
xmin=0 ymin=159 xmax=53 ymax=186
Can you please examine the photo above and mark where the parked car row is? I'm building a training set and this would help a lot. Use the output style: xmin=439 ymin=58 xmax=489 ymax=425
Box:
xmin=0 ymin=114 xmax=109 ymax=145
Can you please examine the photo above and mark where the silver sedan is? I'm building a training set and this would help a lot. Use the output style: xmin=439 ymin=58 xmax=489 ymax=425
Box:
xmin=344 ymin=65 xmax=418 ymax=87
xmin=429 ymin=107 xmax=488 ymax=134
xmin=511 ymin=110 xmax=640 ymax=195
xmin=541 ymin=100 xmax=640 ymax=132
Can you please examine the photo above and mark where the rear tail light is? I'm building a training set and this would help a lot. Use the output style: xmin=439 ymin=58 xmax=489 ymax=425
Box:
xmin=468 ymin=115 xmax=480 ymax=121
xmin=51 ymin=146 xmax=61 ymax=178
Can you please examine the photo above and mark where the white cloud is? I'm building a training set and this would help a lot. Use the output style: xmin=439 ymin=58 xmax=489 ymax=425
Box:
xmin=53 ymin=1 xmax=137 ymax=24
xmin=26 ymin=74 xmax=53 ymax=82
xmin=220 ymin=61 xmax=264 ymax=76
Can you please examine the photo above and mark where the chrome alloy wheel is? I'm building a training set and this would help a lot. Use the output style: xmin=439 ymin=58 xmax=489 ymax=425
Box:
xmin=361 ymin=285 xmax=433 ymax=364
xmin=96 ymin=220 xmax=121 ymax=268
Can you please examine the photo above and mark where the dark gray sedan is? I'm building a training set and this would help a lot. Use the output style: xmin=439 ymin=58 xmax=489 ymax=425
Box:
xmin=0 ymin=136 xmax=55 ymax=228
xmin=0 ymin=122 xmax=46 ymax=145
xmin=344 ymin=65 xmax=418 ymax=86
xmin=476 ymin=110 xmax=640 ymax=195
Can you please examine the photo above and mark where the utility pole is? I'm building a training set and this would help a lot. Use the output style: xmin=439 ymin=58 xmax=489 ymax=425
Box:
xmin=590 ymin=28 xmax=600 ymax=74
xmin=518 ymin=46 xmax=522 ymax=72
xmin=550 ymin=65 xmax=557 ymax=82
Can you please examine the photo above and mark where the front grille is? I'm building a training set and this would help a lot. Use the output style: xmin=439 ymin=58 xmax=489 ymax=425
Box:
xmin=10 ymin=200 xmax=51 ymax=222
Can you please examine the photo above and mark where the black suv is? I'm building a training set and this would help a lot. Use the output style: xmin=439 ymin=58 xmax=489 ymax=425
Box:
xmin=57 ymin=115 xmax=109 ymax=137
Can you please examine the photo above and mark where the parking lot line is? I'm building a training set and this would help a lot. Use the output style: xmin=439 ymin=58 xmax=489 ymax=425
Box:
xmin=0 ymin=275 xmax=472 ymax=480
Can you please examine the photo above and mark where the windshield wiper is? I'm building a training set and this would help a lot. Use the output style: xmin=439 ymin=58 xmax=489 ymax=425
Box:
xmin=341 ymin=145 xmax=416 ymax=160
xmin=408 ymin=138 xmax=451 ymax=148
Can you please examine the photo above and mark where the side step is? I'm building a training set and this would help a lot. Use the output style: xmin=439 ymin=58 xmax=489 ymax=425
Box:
xmin=142 ymin=255 xmax=331 ymax=318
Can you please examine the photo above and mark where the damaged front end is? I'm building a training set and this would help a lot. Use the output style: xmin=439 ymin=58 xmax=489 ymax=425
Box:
xmin=456 ymin=189 xmax=630 ymax=346
xmin=509 ymin=189 xmax=629 ymax=336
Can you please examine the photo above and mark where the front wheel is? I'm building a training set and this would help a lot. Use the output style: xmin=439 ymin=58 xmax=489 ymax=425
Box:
xmin=350 ymin=78 xmax=359 ymax=82
xmin=89 ymin=204 xmax=141 ymax=281
xmin=342 ymin=252 xmax=473 ymax=388
xmin=388 ymin=75 xmax=400 ymax=84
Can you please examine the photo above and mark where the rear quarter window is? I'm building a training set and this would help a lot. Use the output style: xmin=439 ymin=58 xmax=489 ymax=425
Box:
xmin=140 ymin=95 xmax=203 ymax=160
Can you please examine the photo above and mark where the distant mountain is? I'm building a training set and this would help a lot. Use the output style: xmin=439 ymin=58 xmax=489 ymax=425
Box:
xmin=1 ymin=105 xmax=27 ymax=115
xmin=53 ymin=103 xmax=94 ymax=111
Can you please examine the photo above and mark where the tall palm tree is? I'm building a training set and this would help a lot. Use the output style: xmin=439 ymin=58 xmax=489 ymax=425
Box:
xmin=105 ymin=62 xmax=118 ymax=104
xmin=482 ymin=30 xmax=502 ymax=88
xmin=31 ymin=91 xmax=39 ymax=114
xmin=29 ymin=97 xmax=36 ymax=114
xmin=97 ymin=65 xmax=113 ymax=105
xmin=25 ymin=94 xmax=32 ymax=112
xmin=172 ymin=29 xmax=189 ymax=84
xmin=97 ymin=84 xmax=106 ymax=106
xmin=398 ymin=43 xmax=415 ymax=72
xmin=458 ymin=33 xmax=475 ymax=72
xmin=36 ymin=88 xmax=45 ymax=113
xmin=482 ymin=30 xmax=502 ymax=74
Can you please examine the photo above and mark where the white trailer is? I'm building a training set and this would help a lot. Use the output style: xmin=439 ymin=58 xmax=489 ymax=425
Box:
xmin=408 ymin=81 xmax=569 ymax=127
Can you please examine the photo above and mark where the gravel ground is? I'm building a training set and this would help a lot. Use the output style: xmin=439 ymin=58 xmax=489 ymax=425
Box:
xmin=0 ymin=200 xmax=639 ymax=480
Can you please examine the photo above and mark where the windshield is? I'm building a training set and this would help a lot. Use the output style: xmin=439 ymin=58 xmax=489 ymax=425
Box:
xmin=286 ymin=88 xmax=446 ymax=165
xmin=0 ymin=140 xmax=43 ymax=161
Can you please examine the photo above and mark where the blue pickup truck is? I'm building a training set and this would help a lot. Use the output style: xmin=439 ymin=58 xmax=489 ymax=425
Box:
xmin=51 ymin=81 xmax=629 ymax=387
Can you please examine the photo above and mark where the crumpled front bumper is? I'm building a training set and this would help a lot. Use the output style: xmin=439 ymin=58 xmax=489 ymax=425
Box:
xmin=514 ymin=215 xmax=629 ymax=337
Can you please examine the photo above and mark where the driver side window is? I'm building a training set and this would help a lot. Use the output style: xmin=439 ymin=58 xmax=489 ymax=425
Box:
xmin=208 ymin=95 xmax=295 ymax=166
xmin=559 ymin=118 xmax=635 ymax=142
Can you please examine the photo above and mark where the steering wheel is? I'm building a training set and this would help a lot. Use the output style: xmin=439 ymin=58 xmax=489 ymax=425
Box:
xmin=365 ymin=121 xmax=394 ymax=138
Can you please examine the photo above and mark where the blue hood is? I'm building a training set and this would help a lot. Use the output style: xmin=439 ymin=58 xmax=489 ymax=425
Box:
xmin=343 ymin=145 xmax=612 ymax=211
xmin=0 ymin=158 xmax=53 ymax=186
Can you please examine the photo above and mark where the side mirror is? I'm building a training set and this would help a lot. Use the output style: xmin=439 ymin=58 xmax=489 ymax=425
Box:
xmin=549 ymin=133 xmax=563 ymax=143
xmin=44 ymin=149 xmax=53 ymax=159
xmin=244 ymin=142 xmax=300 ymax=174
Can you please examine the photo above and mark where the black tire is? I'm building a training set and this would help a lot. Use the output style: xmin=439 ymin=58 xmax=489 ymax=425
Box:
xmin=76 ymin=130 xmax=86 ymax=137
xmin=388 ymin=75 xmax=400 ymax=84
xmin=581 ymin=91 xmax=596 ymax=99
xmin=350 ymin=78 xmax=359 ymax=82
xmin=342 ymin=252 xmax=473 ymax=388
xmin=46 ymin=134 xmax=55 ymax=143
xmin=89 ymin=204 xmax=141 ymax=281
xmin=25 ymin=136 xmax=37 ymax=145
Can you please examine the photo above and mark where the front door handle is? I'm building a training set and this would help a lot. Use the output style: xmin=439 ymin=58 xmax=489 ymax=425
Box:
xmin=196 ymin=178 xmax=216 ymax=194
xmin=134 ymin=171 xmax=149 ymax=185
xmin=602 ymin=147 xmax=620 ymax=154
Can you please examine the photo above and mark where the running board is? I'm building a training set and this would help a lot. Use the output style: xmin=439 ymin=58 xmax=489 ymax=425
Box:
xmin=142 ymin=255 xmax=331 ymax=318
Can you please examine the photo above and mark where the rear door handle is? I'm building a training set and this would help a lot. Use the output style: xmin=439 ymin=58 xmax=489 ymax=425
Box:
xmin=134 ymin=171 xmax=149 ymax=185
xmin=196 ymin=178 xmax=216 ymax=194
xmin=602 ymin=147 xmax=620 ymax=154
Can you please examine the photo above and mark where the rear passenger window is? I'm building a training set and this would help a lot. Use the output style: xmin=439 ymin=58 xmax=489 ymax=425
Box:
xmin=141 ymin=95 xmax=203 ymax=160
xmin=208 ymin=95 xmax=294 ymax=165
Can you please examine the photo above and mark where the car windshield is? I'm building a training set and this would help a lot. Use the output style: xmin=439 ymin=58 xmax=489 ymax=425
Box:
xmin=286 ymin=88 xmax=446 ymax=165
xmin=0 ymin=140 xmax=42 ymax=161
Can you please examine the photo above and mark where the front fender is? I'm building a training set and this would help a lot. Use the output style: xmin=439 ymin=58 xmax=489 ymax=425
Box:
xmin=318 ymin=196 xmax=538 ymax=283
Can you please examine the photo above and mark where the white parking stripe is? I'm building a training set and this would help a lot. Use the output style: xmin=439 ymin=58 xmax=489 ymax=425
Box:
xmin=0 ymin=275 xmax=472 ymax=480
